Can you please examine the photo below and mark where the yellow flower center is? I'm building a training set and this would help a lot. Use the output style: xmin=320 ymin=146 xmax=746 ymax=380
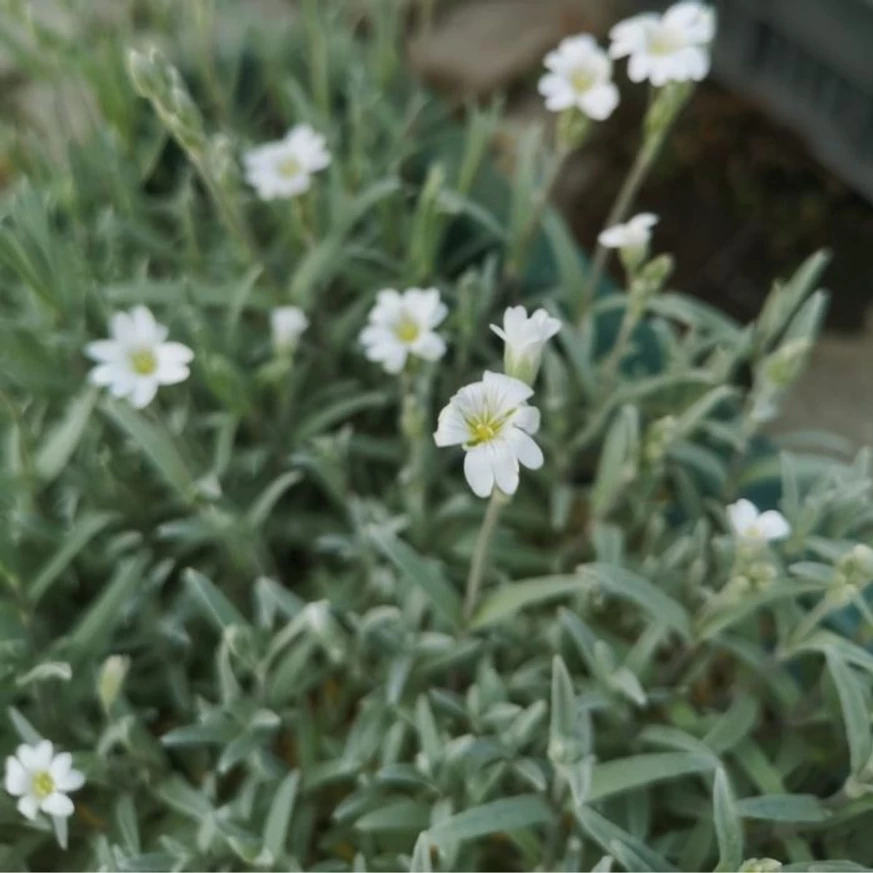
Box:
xmin=570 ymin=67 xmax=596 ymax=93
xmin=394 ymin=317 xmax=420 ymax=344
xmin=32 ymin=770 xmax=55 ymax=799
xmin=649 ymin=25 xmax=685 ymax=56
xmin=467 ymin=411 xmax=510 ymax=446
xmin=278 ymin=156 xmax=302 ymax=178
xmin=129 ymin=349 xmax=157 ymax=376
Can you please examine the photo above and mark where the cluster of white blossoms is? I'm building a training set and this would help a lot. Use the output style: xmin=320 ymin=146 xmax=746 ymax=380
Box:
xmin=86 ymin=303 xmax=310 ymax=409
xmin=243 ymin=124 xmax=331 ymax=201
xmin=5 ymin=741 xmax=85 ymax=822
xmin=539 ymin=2 xmax=715 ymax=123
xmin=727 ymin=498 xmax=791 ymax=543
xmin=435 ymin=307 xmax=561 ymax=499
xmin=610 ymin=1 xmax=716 ymax=87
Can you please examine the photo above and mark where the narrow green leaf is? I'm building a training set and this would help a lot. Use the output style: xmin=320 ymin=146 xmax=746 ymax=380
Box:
xmin=427 ymin=795 xmax=553 ymax=844
xmin=184 ymin=568 xmax=247 ymax=633
xmin=263 ymin=770 xmax=300 ymax=861
xmin=737 ymin=794 xmax=829 ymax=823
xmin=588 ymin=752 xmax=713 ymax=802
xmin=704 ymin=694 xmax=758 ymax=755
xmin=103 ymin=400 xmax=196 ymax=500
xmin=581 ymin=564 xmax=691 ymax=639
xmin=34 ymin=387 xmax=98 ymax=484
xmin=371 ymin=531 xmax=461 ymax=628
xmin=825 ymin=648 xmax=873 ymax=776
xmin=575 ymin=806 xmax=675 ymax=872
xmin=355 ymin=800 xmax=431 ymax=832
xmin=30 ymin=512 xmax=114 ymax=604
xmin=67 ymin=555 xmax=146 ymax=657
xmin=472 ymin=576 xmax=590 ymax=630
xmin=246 ymin=470 xmax=303 ymax=529
xmin=713 ymin=767 xmax=743 ymax=872
xmin=8 ymin=707 xmax=42 ymax=744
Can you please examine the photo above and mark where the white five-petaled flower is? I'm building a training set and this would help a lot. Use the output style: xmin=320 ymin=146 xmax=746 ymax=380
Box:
xmin=85 ymin=306 xmax=193 ymax=409
xmin=271 ymin=306 xmax=309 ymax=355
xmin=5 ymin=741 xmax=85 ymax=821
xmin=538 ymin=34 xmax=620 ymax=120
xmin=598 ymin=212 xmax=659 ymax=270
xmin=491 ymin=306 xmax=562 ymax=385
xmin=244 ymin=124 xmax=331 ymax=200
xmin=727 ymin=499 xmax=791 ymax=543
xmin=434 ymin=371 xmax=544 ymax=498
xmin=360 ymin=288 xmax=448 ymax=374
xmin=610 ymin=2 xmax=715 ymax=87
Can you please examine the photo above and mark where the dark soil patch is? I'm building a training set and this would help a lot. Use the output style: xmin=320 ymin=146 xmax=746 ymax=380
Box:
xmin=564 ymin=80 xmax=873 ymax=332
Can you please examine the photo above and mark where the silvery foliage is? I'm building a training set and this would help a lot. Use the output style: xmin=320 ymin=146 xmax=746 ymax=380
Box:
xmin=0 ymin=1 xmax=870 ymax=870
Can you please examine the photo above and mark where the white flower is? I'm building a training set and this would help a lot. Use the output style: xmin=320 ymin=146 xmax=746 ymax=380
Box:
xmin=271 ymin=306 xmax=309 ymax=354
xmin=598 ymin=213 xmax=658 ymax=271
xmin=490 ymin=306 xmax=562 ymax=384
xmin=434 ymin=371 xmax=544 ymax=498
xmin=360 ymin=288 xmax=447 ymax=374
xmin=598 ymin=212 xmax=659 ymax=251
xmin=538 ymin=35 xmax=620 ymax=120
xmin=244 ymin=124 xmax=331 ymax=200
xmin=5 ymin=741 xmax=85 ymax=821
xmin=85 ymin=306 xmax=193 ymax=409
xmin=610 ymin=2 xmax=715 ymax=86
xmin=727 ymin=499 xmax=791 ymax=542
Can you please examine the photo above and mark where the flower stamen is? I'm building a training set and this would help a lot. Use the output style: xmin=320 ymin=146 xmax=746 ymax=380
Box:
xmin=129 ymin=349 xmax=157 ymax=376
xmin=32 ymin=771 xmax=54 ymax=799
xmin=278 ymin=157 xmax=302 ymax=178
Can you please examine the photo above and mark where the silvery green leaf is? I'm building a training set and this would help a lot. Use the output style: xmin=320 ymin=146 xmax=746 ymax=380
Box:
xmin=589 ymin=752 xmax=713 ymax=802
xmin=737 ymin=794 xmax=828 ymax=822
xmin=427 ymin=795 xmax=553 ymax=845
xmin=591 ymin=405 xmax=639 ymax=519
xmin=713 ymin=767 xmax=744 ymax=872
xmin=355 ymin=801 xmax=431 ymax=833
xmin=15 ymin=661 xmax=72 ymax=686
xmin=575 ymin=806 xmax=674 ymax=873
xmin=825 ymin=648 xmax=873 ymax=776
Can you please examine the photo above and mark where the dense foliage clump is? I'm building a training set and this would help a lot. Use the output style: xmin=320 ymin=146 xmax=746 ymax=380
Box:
xmin=0 ymin=2 xmax=871 ymax=870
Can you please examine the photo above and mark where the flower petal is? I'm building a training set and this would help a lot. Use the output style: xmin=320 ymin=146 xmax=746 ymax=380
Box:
xmin=434 ymin=404 xmax=470 ymax=447
xmin=18 ymin=741 xmax=53 ymax=772
xmin=464 ymin=447 xmax=495 ymax=498
xmin=84 ymin=340 xmax=122 ymax=364
xmin=129 ymin=378 xmax=159 ymax=409
xmin=490 ymin=443 xmax=520 ymax=496
xmin=727 ymin=499 xmax=759 ymax=535
xmin=17 ymin=795 xmax=39 ymax=821
xmin=580 ymin=82 xmax=619 ymax=121
xmin=5 ymin=757 xmax=28 ymax=796
xmin=758 ymin=511 xmax=791 ymax=541
xmin=511 ymin=429 xmax=544 ymax=470
xmin=41 ymin=792 xmax=74 ymax=818
xmin=411 ymin=332 xmax=446 ymax=362
xmin=55 ymin=768 xmax=85 ymax=794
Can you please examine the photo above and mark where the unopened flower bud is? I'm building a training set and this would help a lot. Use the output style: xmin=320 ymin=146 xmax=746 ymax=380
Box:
xmin=490 ymin=306 xmax=561 ymax=385
xmin=739 ymin=859 xmax=783 ymax=873
xmin=98 ymin=654 xmax=130 ymax=713
xmin=761 ymin=339 xmax=812 ymax=390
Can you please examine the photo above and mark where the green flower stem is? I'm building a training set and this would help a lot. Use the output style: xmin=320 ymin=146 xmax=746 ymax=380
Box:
xmin=400 ymin=370 xmax=431 ymax=545
xmin=578 ymin=131 xmax=664 ymax=323
xmin=464 ymin=489 xmax=507 ymax=623
xmin=600 ymin=300 xmax=641 ymax=389
xmin=506 ymin=145 xmax=571 ymax=279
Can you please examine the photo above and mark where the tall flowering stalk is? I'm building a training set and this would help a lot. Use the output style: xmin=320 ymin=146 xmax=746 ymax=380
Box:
xmin=579 ymin=1 xmax=715 ymax=318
